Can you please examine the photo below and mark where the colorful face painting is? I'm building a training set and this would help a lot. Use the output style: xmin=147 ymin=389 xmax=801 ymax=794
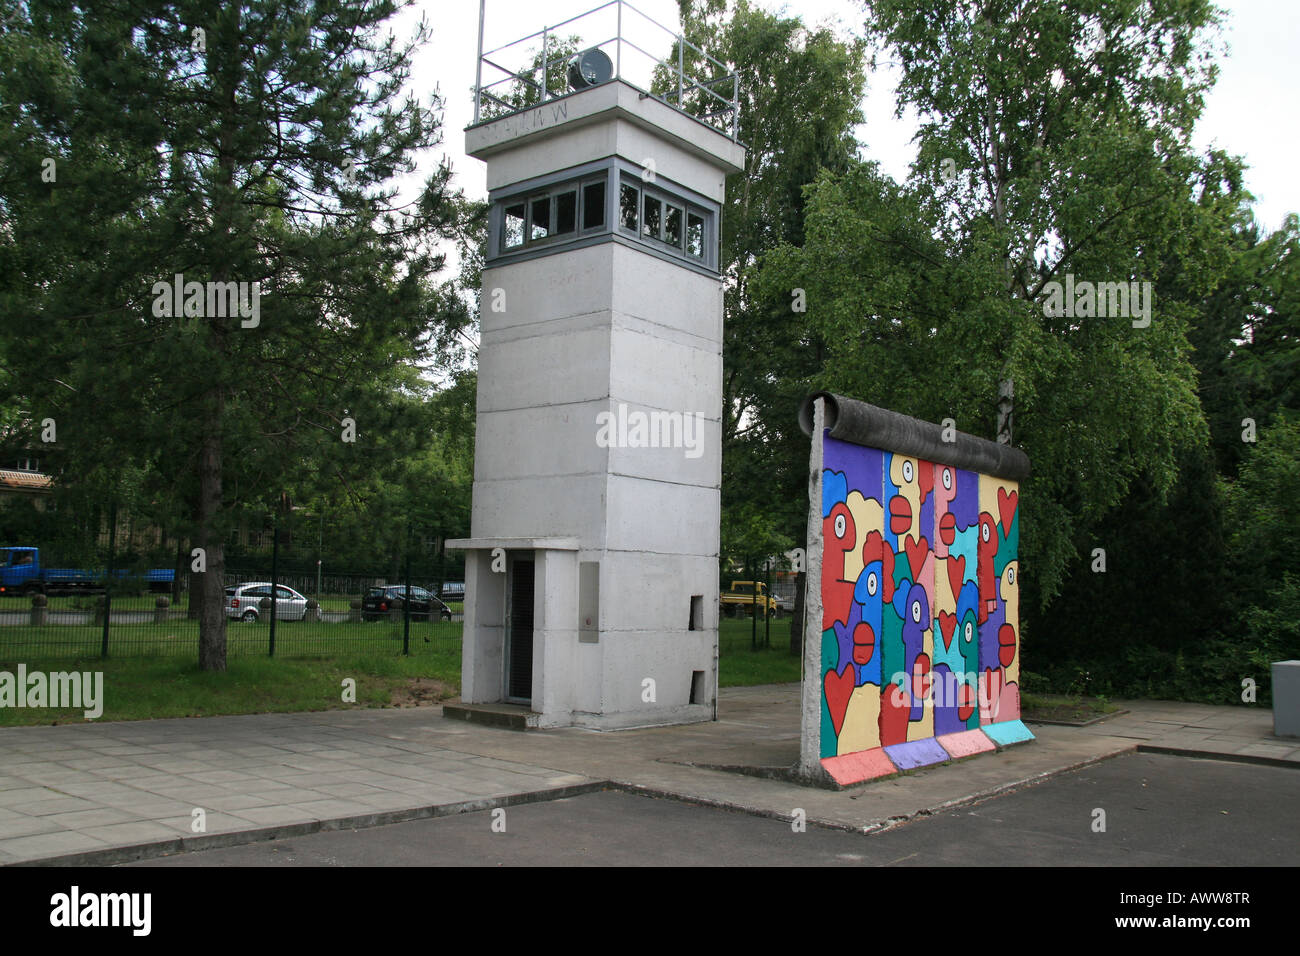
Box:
xmin=817 ymin=435 xmax=1024 ymax=767
xmin=932 ymin=464 xmax=980 ymax=735
xmin=881 ymin=452 xmax=935 ymax=745
xmin=819 ymin=438 xmax=884 ymax=758
xmin=977 ymin=476 xmax=1020 ymax=724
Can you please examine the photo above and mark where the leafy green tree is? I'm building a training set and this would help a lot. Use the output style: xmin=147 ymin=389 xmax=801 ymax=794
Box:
xmin=477 ymin=35 xmax=583 ymax=120
xmin=756 ymin=0 xmax=1231 ymax=613
xmin=1226 ymin=417 xmax=1300 ymax=677
xmin=668 ymin=0 xmax=868 ymax=569
xmin=0 ymin=1 xmax=469 ymax=669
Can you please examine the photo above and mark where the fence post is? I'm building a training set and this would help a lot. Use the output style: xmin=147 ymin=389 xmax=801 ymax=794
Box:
xmin=29 ymin=593 xmax=46 ymax=626
xmin=749 ymin=557 xmax=757 ymax=650
xmin=268 ymin=508 xmax=279 ymax=657
xmin=102 ymin=501 xmax=116 ymax=660
xmin=403 ymin=521 xmax=412 ymax=656
xmin=764 ymin=558 xmax=771 ymax=648
xmin=541 ymin=27 xmax=549 ymax=102
xmin=677 ymin=33 xmax=684 ymax=105
xmin=474 ymin=0 xmax=485 ymax=124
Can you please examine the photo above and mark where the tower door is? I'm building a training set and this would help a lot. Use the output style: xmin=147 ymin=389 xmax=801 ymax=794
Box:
xmin=504 ymin=555 xmax=535 ymax=704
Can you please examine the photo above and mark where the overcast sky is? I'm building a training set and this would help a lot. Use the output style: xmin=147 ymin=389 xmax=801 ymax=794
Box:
xmin=405 ymin=0 xmax=1296 ymax=234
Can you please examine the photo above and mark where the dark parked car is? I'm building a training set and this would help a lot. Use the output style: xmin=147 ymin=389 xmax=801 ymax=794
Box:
xmin=361 ymin=585 xmax=452 ymax=622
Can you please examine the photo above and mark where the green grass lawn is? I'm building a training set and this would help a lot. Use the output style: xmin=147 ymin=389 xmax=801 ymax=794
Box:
xmin=1020 ymin=692 xmax=1121 ymax=724
xmin=718 ymin=618 xmax=801 ymax=687
xmin=0 ymin=617 xmax=461 ymax=660
xmin=0 ymin=616 xmax=800 ymax=725
xmin=0 ymin=652 xmax=460 ymax=726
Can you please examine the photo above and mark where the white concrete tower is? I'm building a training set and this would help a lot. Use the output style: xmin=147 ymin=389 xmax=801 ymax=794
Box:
xmin=448 ymin=15 xmax=745 ymax=730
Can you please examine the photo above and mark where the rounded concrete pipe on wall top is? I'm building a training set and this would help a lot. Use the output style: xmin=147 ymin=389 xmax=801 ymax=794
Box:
xmin=797 ymin=391 xmax=1030 ymax=482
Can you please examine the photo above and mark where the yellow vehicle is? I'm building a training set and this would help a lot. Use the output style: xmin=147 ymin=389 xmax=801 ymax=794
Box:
xmin=720 ymin=580 xmax=778 ymax=617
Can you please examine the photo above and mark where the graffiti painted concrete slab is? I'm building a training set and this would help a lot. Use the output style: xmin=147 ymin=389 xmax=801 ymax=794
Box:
xmin=798 ymin=393 xmax=1035 ymax=785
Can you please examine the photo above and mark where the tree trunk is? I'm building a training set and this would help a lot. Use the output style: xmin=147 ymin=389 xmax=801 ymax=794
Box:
xmin=789 ymin=569 xmax=805 ymax=656
xmin=197 ymin=15 xmax=239 ymax=672
xmin=197 ymin=390 xmax=227 ymax=671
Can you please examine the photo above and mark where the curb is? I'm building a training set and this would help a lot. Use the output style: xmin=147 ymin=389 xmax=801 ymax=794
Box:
xmin=1023 ymin=708 xmax=1129 ymax=728
xmin=1136 ymin=744 xmax=1300 ymax=770
xmin=865 ymin=746 xmax=1137 ymax=832
xmin=9 ymin=780 xmax=607 ymax=868
xmin=603 ymin=744 xmax=1138 ymax=835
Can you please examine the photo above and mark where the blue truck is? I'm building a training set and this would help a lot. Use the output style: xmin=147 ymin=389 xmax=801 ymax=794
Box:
xmin=0 ymin=546 xmax=174 ymax=596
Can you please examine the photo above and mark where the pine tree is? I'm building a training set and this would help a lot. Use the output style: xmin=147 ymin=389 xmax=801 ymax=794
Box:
xmin=0 ymin=1 xmax=470 ymax=669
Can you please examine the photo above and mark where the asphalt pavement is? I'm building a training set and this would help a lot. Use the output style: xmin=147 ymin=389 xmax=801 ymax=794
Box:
xmin=129 ymin=753 xmax=1300 ymax=867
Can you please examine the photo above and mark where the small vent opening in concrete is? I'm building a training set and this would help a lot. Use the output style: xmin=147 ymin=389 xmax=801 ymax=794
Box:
xmin=689 ymin=669 xmax=705 ymax=704
xmin=688 ymin=595 xmax=703 ymax=631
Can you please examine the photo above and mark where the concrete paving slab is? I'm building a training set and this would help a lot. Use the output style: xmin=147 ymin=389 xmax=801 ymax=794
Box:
xmin=81 ymin=821 xmax=187 ymax=845
xmin=0 ymin=686 xmax=1292 ymax=865
xmin=40 ymin=808 xmax=142 ymax=830
xmin=0 ymin=830 xmax=108 ymax=858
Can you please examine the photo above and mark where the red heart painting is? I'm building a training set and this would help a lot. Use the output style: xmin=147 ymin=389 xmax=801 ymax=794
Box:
xmin=879 ymin=682 xmax=910 ymax=746
xmin=824 ymin=664 xmax=855 ymax=737
xmin=938 ymin=611 xmax=957 ymax=650
xmin=997 ymin=487 xmax=1018 ymax=538
xmin=904 ymin=535 xmax=929 ymax=582
xmin=946 ymin=554 xmax=966 ymax=601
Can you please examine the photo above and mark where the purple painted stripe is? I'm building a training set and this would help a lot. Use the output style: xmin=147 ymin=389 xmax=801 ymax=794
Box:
xmin=883 ymin=737 xmax=950 ymax=770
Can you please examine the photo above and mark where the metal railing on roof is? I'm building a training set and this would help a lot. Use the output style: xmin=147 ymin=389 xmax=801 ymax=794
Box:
xmin=472 ymin=0 xmax=740 ymax=141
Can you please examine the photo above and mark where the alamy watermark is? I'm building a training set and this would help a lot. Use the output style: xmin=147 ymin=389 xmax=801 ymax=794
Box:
xmin=0 ymin=665 xmax=103 ymax=719
xmin=1042 ymin=274 xmax=1152 ymax=328
xmin=50 ymin=886 xmax=150 ymax=936
xmin=151 ymin=273 xmax=262 ymax=328
xmin=595 ymin=403 xmax=705 ymax=460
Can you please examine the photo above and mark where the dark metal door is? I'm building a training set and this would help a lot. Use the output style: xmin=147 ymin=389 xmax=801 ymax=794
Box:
xmin=505 ymin=557 xmax=535 ymax=703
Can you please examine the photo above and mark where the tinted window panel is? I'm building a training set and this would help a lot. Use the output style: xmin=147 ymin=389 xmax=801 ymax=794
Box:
xmin=583 ymin=181 xmax=606 ymax=229
xmin=529 ymin=198 xmax=550 ymax=240
xmin=555 ymin=191 xmax=577 ymax=234
xmin=504 ymin=203 xmax=526 ymax=248
xmin=687 ymin=212 xmax=705 ymax=257
xmin=642 ymin=195 xmax=661 ymax=240
xmin=619 ymin=184 xmax=638 ymax=230
xmin=665 ymin=205 xmax=683 ymax=247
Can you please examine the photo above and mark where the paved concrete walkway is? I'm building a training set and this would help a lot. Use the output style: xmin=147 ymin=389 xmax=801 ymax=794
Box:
xmin=0 ymin=686 xmax=1293 ymax=864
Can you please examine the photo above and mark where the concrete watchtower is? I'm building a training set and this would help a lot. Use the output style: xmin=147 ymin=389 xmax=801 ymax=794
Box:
xmin=447 ymin=3 xmax=745 ymax=729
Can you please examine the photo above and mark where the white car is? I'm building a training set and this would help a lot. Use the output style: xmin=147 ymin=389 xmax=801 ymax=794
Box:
xmin=225 ymin=582 xmax=308 ymax=623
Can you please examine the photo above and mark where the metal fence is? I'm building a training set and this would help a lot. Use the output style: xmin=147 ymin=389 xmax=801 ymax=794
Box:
xmin=473 ymin=0 xmax=740 ymax=139
xmin=0 ymin=572 xmax=464 ymax=661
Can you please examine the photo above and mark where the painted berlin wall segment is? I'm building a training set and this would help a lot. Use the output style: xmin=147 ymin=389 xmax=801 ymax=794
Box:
xmin=800 ymin=393 xmax=1033 ymax=786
